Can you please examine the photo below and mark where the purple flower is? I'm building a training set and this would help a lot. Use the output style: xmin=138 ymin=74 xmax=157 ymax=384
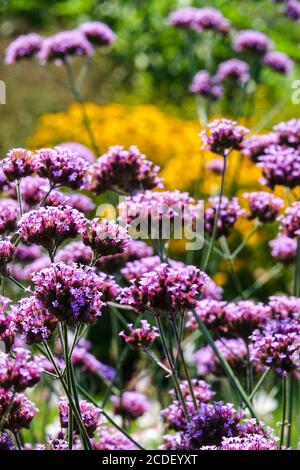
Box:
xmin=79 ymin=22 xmax=116 ymax=46
xmin=32 ymin=262 xmax=105 ymax=325
xmin=241 ymin=133 xmax=279 ymax=162
xmin=250 ymin=318 xmax=300 ymax=376
xmin=0 ymin=199 xmax=19 ymax=234
xmin=232 ymin=29 xmax=273 ymax=55
xmin=189 ymin=71 xmax=222 ymax=100
xmin=269 ymin=235 xmax=297 ymax=263
xmin=205 ymin=196 xmax=243 ymax=238
xmin=5 ymin=33 xmax=43 ymax=64
xmin=38 ymin=30 xmax=94 ymax=64
xmin=59 ymin=142 xmax=95 ymax=163
xmin=56 ymin=241 xmax=92 ymax=265
xmin=96 ymin=240 xmax=153 ymax=274
xmin=0 ymin=388 xmax=38 ymax=431
xmin=7 ymin=176 xmax=49 ymax=209
xmin=88 ymin=145 xmax=163 ymax=195
xmin=200 ymin=119 xmax=249 ymax=156
xmin=19 ymin=205 xmax=84 ymax=251
xmin=206 ymin=158 xmax=225 ymax=175
xmin=48 ymin=438 xmax=69 ymax=450
xmin=186 ymin=299 xmax=227 ymax=331
xmin=284 ymin=0 xmax=300 ymax=20
xmin=167 ymin=7 xmax=199 ymax=28
xmin=243 ymin=191 xmax=284 ymax=222
xmin=59 ymin=398 xmax=103 ymax=437
xmin=2 ymin=148 xmax=37 ymax=182
xmin=192 ymin=8 xmax=230 ymax=34
xmin=205 ymin=434 xmax=278 ymax=450
xmin=0 ymin=296 xmax=15 ymax=350
xmin=223 ymin=301 xmax=271 ymax=338
xmin=194 ymin=338 xmax=248 ymax=377
xmin=111 ymin=391 xmax=150 ymax=420
xmin=14 ymin=244 xmax=42 ymax=263
xmin=80 ymin=218 xmax=130 ymax=259
xmin=11 ymin=255 xmax=51 ymax=282
xmin=118 ymin=264 xmax=208 ymax=318
xmin=264 ymin=51 xmax=294 ymax=74
xmin=93 ymin=428 xmax=137 ymax=450
xmin=278 ymin=201 xmax=300 ymax=238
xmin=0 ymin=348 xmax=43 ymax=392
xmin=268 ymin=295 xmax=300 ymax=319
xmin=35 ymin=146 xmax=89 ymax=189
xmin=14 ymin=296 xmax=58 ymax=344
xmin=257 ymin=145 xmax=300 ymax=189
xmin=64 ymin=193 xmax=95 ymax=215
xmin=0 ymin=240 xmax=15 ymax=275
xmin=273 ymin=118 xmax=300 ymax=147
xmin=72 ymin=341 xmax=115 ymax=382
xmin=201 ymin=278 xmax=224 ymax=300
xmin=121 ymin=256 xmax=183 ymax=282
xmin=216 ymin=59 xmax=250 ymax=84
xmin=0 ymin=432 xmax=15 ymax=450
xmin=119 ymin=320 xmax=159 ymax=349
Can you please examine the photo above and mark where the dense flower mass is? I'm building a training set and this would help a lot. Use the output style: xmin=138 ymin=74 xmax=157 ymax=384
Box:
xmin=111 ymin=391 xmax=150 ymax=420
xmin=0 ymin=432 xmax=15 ymax=450
xmin=269 ymin=235 xmax=297 ymax=263
xmin=0 ymin=199 xmax=19 ymax=234
xmin=201 ymin=119 xmax=249 ymax=155
xmin=258 ymin=145 xmax=300 ymax=188
xmin=19 ymin=205 xmax=84 ymax=251
xmin=216 ymin=59 xmax=250 ymax=84
xmin=232 ymin=29 xmax=273 ymax=55
xmin=59 ymin=398 xmax=103 ymax=437
xmin=56 ymin=241 xmax=92 ymax=265
xmin=88 ymin=145 xmax=163 ymax=195
xmin=268 ymin=295 xmax=300 ymax=319
xmin=80 ymin=218 xmax=130 ymax=258
xmin=0 ymin=388 xmax=38 ymax=431
xmin=79 ymin=21 xmax=116 ymax=46
xmin=72 ymin=340 xmax=116 ymax=382
xmin=273 ymin=119 xmax=300 ymax=147
xmin=2 ymin=148 xmax=36 ymax=181
xmin=223 ymin=301 xmax=271 ymax=338
xmin=118 ymin=264 xmax=207 ymax=317
xmin=119 ymin=320 xmax=159 ymax=349
xmin=32 ymin=263 xmax=106 ymax=325
xmin=0 ymin=240 xmax=15 ymax=274
xmin=278 ymin=202 xmax=300 ymax=238
xmin=284 ymin=0 xmax=300 ymax=20
xmin=5 ymin=33 xmax=43 ymax=64
xmin=93 ymin=428 xmax=137 ymax=450
xmin=243 ymin=191 xmax=284 ymax=222
xmin=0 ymin=348 xmax=43 ymax=392
xmin=0 ymin=296 xmax=15 ymax=350
xmin=189 ymin=71 xmax=222 ymax=100
xmin=35 ymin=146 xmax=89 ymax=189
xmin=14 ymin=296 xmax=58 ymax=344
xmin=186 ymin=300 xmax=227 ymax=331
xmin=204 ymin=196 xmax=243 ymax=238
xmin=168 ymin=7 xmax=230 ymax=34
xmin=38 ymin=30 xmax=94 ymax=64
xmin=241 ymin=133 xmax=279 ymax=163
xmin=263 ymin=51 xmax=294 ymax=74
xmin=204 ymin=434 xmax=278 ymax=450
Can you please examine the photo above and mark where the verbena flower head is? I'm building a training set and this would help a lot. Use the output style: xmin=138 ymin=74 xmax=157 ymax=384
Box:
xmin=192 ymin=7 xmax=230 ymax=34
xmin=205 ymin=196 xmax=243 ymax=238
xmin=88 ymin=145 xmax=163 ymax=195
xmin=5 ymin=33 xmax=43 ymax=64
xmin=232 ymin=29 xmax=273 ymax=55
xmin=32 ymin=262 xmax=105 ymax=325
xmin=0 ymin=296 xmax=15 ymax=350
xmin=7 ymin=176 xmax=49 ymax=208
xmin=63 ymin=193 xmax=95 ymax=215
xmin=97 ymin=240 xmax=153 ymax=274
xmin=121 ymin=256 xmax=183 ymax=282
xmin=202 ymin=278 xmax=224 ymax=300
xmin=243 ymin=191 xmax=284 ymax=222
xmin=269 ymin=235 xmax=297 ymax=263
xmin=284 ymin=0 xmax=300 ymax=20
xmin=167 ymin=7 xmax=199 ymax=28
xmin=241 ymin=133 xmax=279 ymax=162
xmin=278 ymin=201 xmax=300 ymax=238
xmin=0 ymin=388 xmax=38 ymax=431
xmin=268 ymin=295 xmax=300 ymax=319
xmin=93 ymin=428 xmax=137 ymax=450
xmin=14 ymin=296 xmax=58 ymax=344
xmin=72 ymin=340 xmax=116 ymax=382
xmin=189 ymin=71 xmax=222 ymax=100
xmin=119 ymin=320 xmax=159 ymax=349
xmin=80 ymin=218 xmax=130 ymax=258
xmin=0 ymin=432 xmax=15 ymax=450
xmin=194 ymin=338 xmax=248 ymax=377
xmin=257 ymin=145 xmax=300 ymax=188
xmin=35 ymin=146 xmax=89 ymax=189
xmin=200 ymin=119 xmax=249 ymax=156
xmin=204 ymin=434 xmax=278 ymax=450
xmin=79 ymin=21 xmax=116 ymax=46
xmin=38 ymin=30 xmax=94 ymax=64
xmin=0 ymin=240 xmax=15 ymax=275
xmin=56 ymin=241 xmax=92 ymax=265
xmin=186 ymin=299 xmax=227 ymax=331
xmin=216 ymin=59 xmax=250 ymax=84
xmin=59 ymin=398 xmax=103 ymax=437
xmin=273 ymin=118 xmax=300 ymax=147
xmin=118 ymin=264 xmax=208 ymax=318
xmin=0 ymin=348 xmax=43 ymax=392
xmin=0 ymin=199 xmax=19 ymax=234
xmin=224 ymin=301 xmax=271 ymax=338
xmin=250 ymin=318 xmax=300 ymax=376
xmin=60 ymin=142 xmax=95 ymax=163
xmin=2 ymin=148 xmax=36 ymax=181
xmin=19 ymin=205 xmax=84 ymax=251
xmin=111 ymin=391 xmax=150 ymax=420
xmin=263 ymin=51 xmax=294 ymax=74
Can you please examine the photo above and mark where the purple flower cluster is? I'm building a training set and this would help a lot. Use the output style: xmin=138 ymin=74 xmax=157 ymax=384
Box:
xmin=250 ymin=318 xmax=300 ymax=376
xmin=111 ymin=391 xmax=150 ymax=420
xmin=189 ymin=71 xmax=222 ymax=100
xmin=273 ymin=118 xmax=300 ymax=147
xmin=5 ymin=33 xmax=43 ymax=64
xmin=284 ymin=0 xmax=300 ymax=20
xmin=0 ymin=240 xmax=15 ymax=275
xmin=241 ymin=133 xmax=279 ymax=162
xmin=32 ymin=262 xmax=106 ymax=325
xmin=0 ymin=388 xmax=38 ymax=432
xmin=216 ymin=59 xmax=250 ymax=84
xmin=263 ymin=51 xmax=294 ymax=74
xmin=0 ymin=296 xmax=15 ymax=350
xmin=56 ymin=241 xmax=92 ymax=265
xmin=72 ymin=340 xmax=115 ymax=382
xmin=168 ymin=7 xmax=230 ymax=34
xmin=258 ymin=145 xmax=300 ymax=189
xmin=80 ymin=218 xmax=130 ymax=258
xmin=205 ymin=196 xmax=243 ymax=238
xmin=0 ymin=348 xmax=43 ymax=392
xmin=79 ymin=22 xmax=116 ymax=47
xmin=119 ymin=320 xmax=159 ymax=349
xmin=269 ymin=235 xmax=297 ymax=263
xmin=232 ymin=30 xmax=273 ymax=55
xmin=268 ymin=295 xmax=300 ymax=319
xmin=278 ymin=201 xmax=300 ymax=238
xmin=0 ymin=432 xmax=15 ymax=450
xmin=59 ymin=398 xmax=103 ymax=437
xmin=118 ymin=264 xmax=207 ymax=318
xmin=223 ymin=301 xmax=271 ymax=338
xmin=205 ymin=434 xmax=278 ymax=450
xmin=97 ymin=240 xmax=153 ymax=274
xmin=243 ymin=191 xmax=284 ymax=222
xmin=88 ymin=145 xmax=163 ymax=195
xmin=93 ymin=428 xmax=137 ymax=450
xmin=201 ymin=119 xmax=249 ymax=156
xmin=19 ymin=205 xmax=84 ymax=251
xmin=60 ymin=142 xmax=95 ymax=163
xmin=2 ymin=148 xmax=36 ymax=181
xmin=38 ymin=30 xmax=94 ymax=64
xmin=0 ymin=199 xmax=19 ymax=234
xmin=186 ymin=300 xmax=227 ymax=331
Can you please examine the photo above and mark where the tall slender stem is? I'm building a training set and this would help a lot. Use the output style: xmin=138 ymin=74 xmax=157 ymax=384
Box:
xmin=15 ymin=180 xmax=23 ymax=217
xmin=62 ymin=324 xmax=73 ymax=450
xmin=286 ymin=374 xmax=294 ymax=448
xmin=280 ymin=375 xmax=287 ymax=449
xmin=249 ymin=368 xmax=271 ymax=401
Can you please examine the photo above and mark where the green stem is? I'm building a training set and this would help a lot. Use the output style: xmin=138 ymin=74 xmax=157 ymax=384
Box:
xmin=249 ymin=368 xmax=271 ymax=401
xmin=286 ymin=375 xmax=294 ymax=448
xmin=62 ymin=324 xmax=73 ymax=450
xmin=280 ymin=375 xmax=287 ymax=449
xmin=15 ymin=180 xmax=23 ymax=217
